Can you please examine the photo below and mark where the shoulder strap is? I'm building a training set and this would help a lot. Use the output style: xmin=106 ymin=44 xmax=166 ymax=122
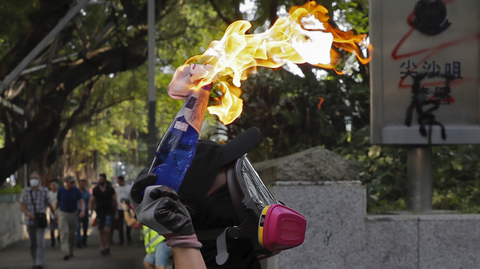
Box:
xmin=196 ymin=228 xmax=225 ymax=241
xmin=29 ymin=190 xmax=38 ymax=214
xmin=196 ymin=227 xmax=247 ymax=241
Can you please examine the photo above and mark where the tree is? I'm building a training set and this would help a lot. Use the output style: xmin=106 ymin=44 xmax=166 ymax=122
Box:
xmin=0 ymin=0 xmax=223 ymax=183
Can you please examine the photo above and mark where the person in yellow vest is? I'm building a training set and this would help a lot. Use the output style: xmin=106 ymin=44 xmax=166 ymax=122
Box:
xmin=121 ymin=199 xmax=172 ymax=269
xmin=143 ymin=226 xmax=172 ymax=269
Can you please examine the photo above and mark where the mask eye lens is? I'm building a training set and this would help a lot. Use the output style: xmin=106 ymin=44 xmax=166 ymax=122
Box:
xmin=240 ymin=158 xmax=278 ymax=211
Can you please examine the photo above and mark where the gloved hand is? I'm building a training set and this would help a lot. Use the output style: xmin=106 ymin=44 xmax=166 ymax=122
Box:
xmin=129 ymin=169 xmax=202 ymax=248
xmin=148 ymin=185 xmax=195 ymax=236
xmin=129 ymin=169 xmax=172 ymax=235
xmin=167 ymin=63 xmax=217 ymax=100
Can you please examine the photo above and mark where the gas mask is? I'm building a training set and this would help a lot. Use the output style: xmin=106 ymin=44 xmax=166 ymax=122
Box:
xmin=199 ymin=155 xmax=307 ymax=265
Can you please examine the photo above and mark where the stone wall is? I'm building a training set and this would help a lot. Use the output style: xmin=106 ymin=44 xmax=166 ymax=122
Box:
xmin=0 ymin=196 xmax=27 ymax=250
xmin=254 ymin=147 xmax=480 ymax=269
xmin=366 ymin=214 xmax=480 ymax=269
xmin=270 ymin=182 xmax=480 ymax=269
xmin=270 ymin=181 xmax=366 ymax=269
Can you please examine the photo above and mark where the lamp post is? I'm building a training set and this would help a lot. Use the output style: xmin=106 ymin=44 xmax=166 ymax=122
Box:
xmin=117 ymin=161 xmax=122 ymax=177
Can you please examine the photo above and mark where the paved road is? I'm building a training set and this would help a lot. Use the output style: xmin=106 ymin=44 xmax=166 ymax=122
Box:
xmin=0 ymin=226 xmax=171 ymax=269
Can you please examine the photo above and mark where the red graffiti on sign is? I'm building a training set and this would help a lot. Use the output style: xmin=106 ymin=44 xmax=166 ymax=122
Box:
xmin=390 ymin=0 xmax=479 ymax=88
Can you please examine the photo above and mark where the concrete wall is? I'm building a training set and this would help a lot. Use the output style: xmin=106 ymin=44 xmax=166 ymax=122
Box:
xmin=366 ymin=214 xmax=480 ymax=269
xmin=269 ymin=181 xmax=480 ymax=269
xmin=0 ymin=196 xmax=27 ymax=250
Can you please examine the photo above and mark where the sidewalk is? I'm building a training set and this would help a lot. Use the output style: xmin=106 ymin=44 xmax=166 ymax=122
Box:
xmin=0 ymin=226 xmax=150 ymax=269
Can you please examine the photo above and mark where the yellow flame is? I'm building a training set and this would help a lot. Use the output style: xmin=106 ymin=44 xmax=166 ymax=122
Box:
xmin=207 ymin=82 xmax=243 ymax=124
xmin=180 ymin=1 xmax=373 ymax=125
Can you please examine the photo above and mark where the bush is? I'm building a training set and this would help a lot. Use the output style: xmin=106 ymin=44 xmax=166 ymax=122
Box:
xmin=336 ymin=127 xmax=480 ymax=214
xmin=0 ymin=185 xmax=23 ymax=195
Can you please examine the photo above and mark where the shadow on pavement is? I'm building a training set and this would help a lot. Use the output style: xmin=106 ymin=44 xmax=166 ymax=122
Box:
xmin=0 ymin=225 xmax=153 ymax=269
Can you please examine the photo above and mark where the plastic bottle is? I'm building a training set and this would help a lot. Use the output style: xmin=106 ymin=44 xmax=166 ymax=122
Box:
xmin=148 ymin=83 xmax=212 ymax=192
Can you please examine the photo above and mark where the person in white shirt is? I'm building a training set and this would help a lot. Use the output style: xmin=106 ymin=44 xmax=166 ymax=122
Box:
xmin=113 ymin=175 xmax=131 ymax=245
xmin=48 ymin=180 xmax=59 ymax=248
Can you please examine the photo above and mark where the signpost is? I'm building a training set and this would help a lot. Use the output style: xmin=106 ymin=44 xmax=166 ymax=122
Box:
xmin=369 ymin=0 xmax=480 ymax=210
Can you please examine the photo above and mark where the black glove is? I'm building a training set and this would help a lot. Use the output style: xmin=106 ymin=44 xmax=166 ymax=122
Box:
xmin=149 ymin=185 xmax=195 ymax=236
xmin=129 ymin=169 xmax=194 ymax=236
xmin=129 ymin=169 xmax=172 ymax=235
xmin=150 ymin=185 xmax=202 ymax=248
xmin=129 ymin=168 xmax=155 ymax=203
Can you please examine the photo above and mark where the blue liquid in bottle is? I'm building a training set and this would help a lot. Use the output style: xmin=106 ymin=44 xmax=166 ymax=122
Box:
xmin=148 ymin=84 xmax=212 ymax=192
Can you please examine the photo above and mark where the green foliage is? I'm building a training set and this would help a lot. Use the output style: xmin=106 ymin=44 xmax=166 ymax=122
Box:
xmin=0 ymin=185 xmax=23 ymax=195
xmin=0 ymin=0 xmax=36 ymax=54
xmin=334 ymin=0 xmax=369 ymax=33
xmin=236 ymin=67 xmax=337 ymax=161
xmin=431 ymin=145 xmax=480 ymax=213
xmin=0 ymin=123 xmax=4 ymax=148
xmin=32 ymin=0 xmax=231 ymax=181
xmin=336 ymin=127 xmax=408 ymax=213
xmin=65 ymin=68 xmax=153 ymax=178
xmin=337 ymin=126 xmax=480 ymax=213
xmin=157 ymin=0 xmax=227 ymax=68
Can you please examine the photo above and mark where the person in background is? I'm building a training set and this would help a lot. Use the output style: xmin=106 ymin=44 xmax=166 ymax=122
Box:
xmin=48 ymin=179 xmax=59 ymax=248
xmin=56 ymin=176 xmax=85 ymax=261
xmin=89 ymin=182 xmax=96 ymax=195
xmin=142 ymin=226 xmax=172 ymax=269
xmin=89 ymin=173 xmax=117 ymax=256
xmin=76 ymin=179 xmax=91 ymax=248
xmin=20 ymin=172 xmax=56 ymax=269
xmin=113 ymin=175 xmax=132 ymax=246
xmin=120 ymin=200 xmax=137 ymax=228
xmin=121 ymin=200 xmax=172 ymax=269
xmin=129 ymin=185 xmax=205 ymax=269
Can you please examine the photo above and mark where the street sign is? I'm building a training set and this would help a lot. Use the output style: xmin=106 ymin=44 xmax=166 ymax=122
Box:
xmin=370 ymin=0 xmax=480 ymax=144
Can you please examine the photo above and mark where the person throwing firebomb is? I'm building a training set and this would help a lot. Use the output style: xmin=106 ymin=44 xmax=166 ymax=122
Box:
xmin=129 ymin=128 xmax=263 ymax=269
xmin=129 ymin=64 xmax=305 ymax=269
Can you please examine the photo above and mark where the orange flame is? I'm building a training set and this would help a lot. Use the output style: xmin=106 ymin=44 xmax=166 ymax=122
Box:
xmin=317 ymin=97 xmax=325 ymax=109
xmin=180 ymin=1 xmax=373 ymax=125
